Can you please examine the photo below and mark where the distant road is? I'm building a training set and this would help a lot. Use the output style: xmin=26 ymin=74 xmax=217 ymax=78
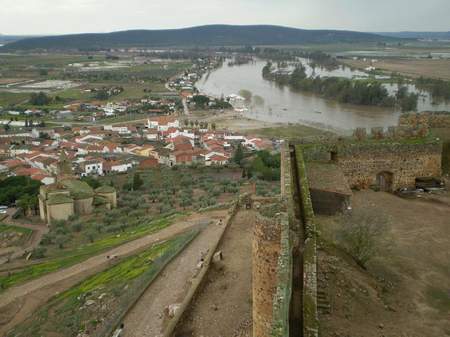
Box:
xmin=182 ymin=97 xmax=190 ymax=115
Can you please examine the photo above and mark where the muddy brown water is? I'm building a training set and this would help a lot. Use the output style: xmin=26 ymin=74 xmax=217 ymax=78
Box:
xmin=197 ymin=60 xmax=450 ymax=134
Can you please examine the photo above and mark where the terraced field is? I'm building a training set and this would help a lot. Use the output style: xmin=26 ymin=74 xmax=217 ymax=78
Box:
xmin=6 ymin=230 xmax=199 ymax=337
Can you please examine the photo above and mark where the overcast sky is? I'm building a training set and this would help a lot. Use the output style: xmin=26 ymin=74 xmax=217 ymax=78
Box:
xmin=1 ymin=0 xmax=449 ymax=35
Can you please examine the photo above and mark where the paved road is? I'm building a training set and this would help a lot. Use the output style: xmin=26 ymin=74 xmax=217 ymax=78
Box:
xmin=182 ymin=97 xmax=190 ymax=115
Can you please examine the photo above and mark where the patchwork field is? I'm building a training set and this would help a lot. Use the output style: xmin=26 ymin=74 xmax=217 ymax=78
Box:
xmin=6 ymin=230 xmax=198 ymax=337
xmin=343 ymin=58 xmax=450 ymax=80
xmin=0 ymin=216 xmax=178 ymax=291
xmin=0 ymin=53 xmax=190 ymax=108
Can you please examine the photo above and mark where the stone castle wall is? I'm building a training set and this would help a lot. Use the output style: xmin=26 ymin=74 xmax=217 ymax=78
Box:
xmin=253 ymin=215 xmax=281 ymax=337
xmin=399 ymin=112 xmax=450 ymax=130
xmin=337 ymin=142 xmax=442 ymax=190
xmin=303 ymin=141 xmax=442 ymax=190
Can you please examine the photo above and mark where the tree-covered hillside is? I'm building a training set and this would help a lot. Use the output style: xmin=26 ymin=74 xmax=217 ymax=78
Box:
xmin=1 ymin=25 xmax=399 ymax=51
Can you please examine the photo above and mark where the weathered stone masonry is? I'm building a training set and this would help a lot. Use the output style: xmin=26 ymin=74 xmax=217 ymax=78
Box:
xmin=303 ymin=140 xmax=442 ymax=190
xmin=253 ymin=215 xmax=282 ymax=337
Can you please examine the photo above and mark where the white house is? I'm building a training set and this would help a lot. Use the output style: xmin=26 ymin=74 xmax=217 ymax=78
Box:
xmin=80 ymin=161 xmax=103 ymax=176
xmin=103 ymin=125 xmax=131 ymax=135
xmin=110 ymin=162 xmax=133 ymax=173
xmin=144 ymin=130 xmax=159 ymax=141
xmin=168 ymin=129 xmax=195 ymax=140
xmin=75 ymin=135 xmax=104 ymax=144
xmin=146 ymin=118 xmax=180 ymax=131
xmin=204 ymin=153 xmax=229 ymax=166
xmin=224 ymin=135 xmax=246 ymax=141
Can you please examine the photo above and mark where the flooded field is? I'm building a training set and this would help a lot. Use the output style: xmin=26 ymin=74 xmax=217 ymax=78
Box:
xmin=0 ymin=80 xmax=80 ymax=93
xmin=197 ymin=60 xmax=450 ymax=133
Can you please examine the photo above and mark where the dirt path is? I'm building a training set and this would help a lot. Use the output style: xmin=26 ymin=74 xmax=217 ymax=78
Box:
xmin=122 ymin=211 xmax=227 ymax=337
xmin=0 ymin=210 xmax=226 ymax=335
xmin=190 ymin=110 xmax=280 ymax=132
xmin=318 ymin=190 xmax=450 ymax=337
xmin=176 ymin=210 xmax=255 ymax=337
xmin=0 ymin=219 xmax=49 ymax=264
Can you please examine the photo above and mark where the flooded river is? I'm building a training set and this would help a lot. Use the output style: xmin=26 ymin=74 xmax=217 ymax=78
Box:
xmin=196 ymin=60 xmax=450 ymax=133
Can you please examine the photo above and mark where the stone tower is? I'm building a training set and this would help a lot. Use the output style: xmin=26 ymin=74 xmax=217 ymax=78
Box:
xmin=56 ymin=151 xmax=74 ymax=182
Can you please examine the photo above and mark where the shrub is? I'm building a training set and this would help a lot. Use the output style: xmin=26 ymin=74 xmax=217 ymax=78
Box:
xmin=31 ymin=247 xmax=47 ymax=259
xmin=71 ymin=222 xmax=83 ymax=233
xmin=55 ymin=235 xmax=70 ymax=249
xmin=95 ymin=224 xmax=105 ymax=233
xmin=85 ymin=230 xmax=96 ymax=243
xmin=41 ymin=233 xmax=55 ymax=246
xmin=337 ymin=209 xmax=390 ymax=268
xmin=68 ymin=214 xmax=79 ymax=222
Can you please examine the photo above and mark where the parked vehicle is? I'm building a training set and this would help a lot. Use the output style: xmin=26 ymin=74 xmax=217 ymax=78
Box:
xmin=395 ymin=187 xmax=425 ymax=198
xmin=415 ymin=177 xmax=445 ymax=192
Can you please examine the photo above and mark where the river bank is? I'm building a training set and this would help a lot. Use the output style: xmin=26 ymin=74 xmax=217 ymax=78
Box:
xmin=189 ymin=109 xmax=334 ymax=138
xmin=196 ymin=59 xmax=450 ymax=133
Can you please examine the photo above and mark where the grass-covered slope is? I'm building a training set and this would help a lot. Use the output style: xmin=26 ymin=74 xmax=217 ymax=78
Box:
xmin=7 ymin=230 xmax=198 ymax=337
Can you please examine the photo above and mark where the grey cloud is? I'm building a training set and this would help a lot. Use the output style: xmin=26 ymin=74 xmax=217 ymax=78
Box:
xmin=0 ymin=0 xmax=448 ymax=35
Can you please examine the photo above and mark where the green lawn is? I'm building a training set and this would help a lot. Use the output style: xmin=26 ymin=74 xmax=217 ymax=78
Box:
xmin=7 ymin=229 xmax=198 ymax=337
xmin=0 ymin=214 xmax=183 ymax=291
xmin=0 ymin=91 xmax=30 ymax=107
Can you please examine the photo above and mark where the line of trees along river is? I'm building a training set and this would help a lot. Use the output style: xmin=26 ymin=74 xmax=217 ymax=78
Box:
xmin=263 ymin=62 xmax=419 ymax=112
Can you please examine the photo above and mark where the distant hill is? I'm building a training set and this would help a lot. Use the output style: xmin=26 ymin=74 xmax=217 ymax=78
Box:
xmin=0 ymin=35 xmax=35 ymax=45
xmin=0 ymin=25 xmax=399 ymax=51
xmin=376 ymin=31 xmax=450 ymax=40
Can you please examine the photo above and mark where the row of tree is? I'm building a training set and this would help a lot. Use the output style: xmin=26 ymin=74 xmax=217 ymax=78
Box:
xmin=191 ymin=95 xmax=232 ymax=109
xmin=416 ymin=77 xmax=450 ymax=102
xmin=264 ymin=63 xmax=419 ymax=111
xmin=183 ymin=119 xmax=216 ymax=130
